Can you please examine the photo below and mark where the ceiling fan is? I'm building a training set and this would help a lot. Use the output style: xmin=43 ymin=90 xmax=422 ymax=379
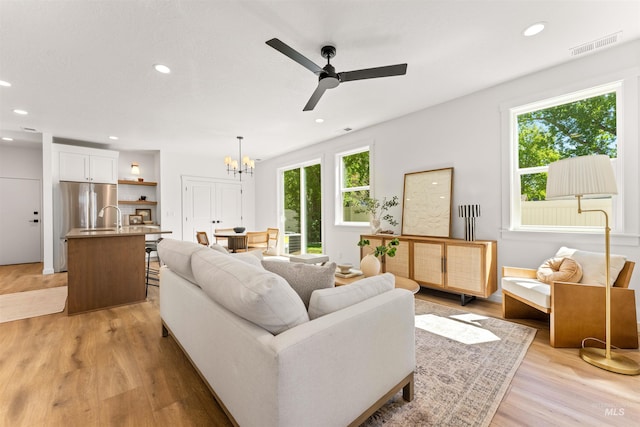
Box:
xmin=266 ymin=38 xmax=408 ymax=111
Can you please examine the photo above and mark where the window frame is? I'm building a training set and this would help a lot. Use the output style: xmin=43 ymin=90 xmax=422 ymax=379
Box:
xmin=508 ymin=81 xmax=624 ymax=234
xmin=335 ymin=145 xmax=371 ymax=227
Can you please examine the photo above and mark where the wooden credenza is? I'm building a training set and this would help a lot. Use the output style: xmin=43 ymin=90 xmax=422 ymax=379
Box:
xmin=360 ymin=234 xmax=497 ymax=303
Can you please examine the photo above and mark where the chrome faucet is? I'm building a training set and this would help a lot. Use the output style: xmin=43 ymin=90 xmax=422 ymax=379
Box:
xmin=98 ymin=205 xmax=122 ymax=230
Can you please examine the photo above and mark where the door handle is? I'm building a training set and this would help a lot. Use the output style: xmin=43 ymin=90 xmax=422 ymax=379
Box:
xmin=29 ymin=219 xmax=39 ymax=223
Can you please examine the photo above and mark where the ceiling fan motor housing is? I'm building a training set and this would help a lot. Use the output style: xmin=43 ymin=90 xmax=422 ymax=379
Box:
xmin=320 ymin=63 xmax=340 ymax=88
xmin=321 ymin=45 xmax=336 ymax=60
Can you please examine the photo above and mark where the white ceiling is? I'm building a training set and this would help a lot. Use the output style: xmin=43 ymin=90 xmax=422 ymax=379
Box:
xmin=1 ymin=1 xmax=639 ymax=160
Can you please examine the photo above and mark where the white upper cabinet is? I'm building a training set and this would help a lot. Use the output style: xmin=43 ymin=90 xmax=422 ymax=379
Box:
xmin=56 ymin=145 xmax=118 ymax=184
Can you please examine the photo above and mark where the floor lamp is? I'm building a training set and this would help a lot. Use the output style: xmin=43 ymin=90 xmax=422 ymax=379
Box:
xmin=546 ymin=154 xmax=640 ymax=375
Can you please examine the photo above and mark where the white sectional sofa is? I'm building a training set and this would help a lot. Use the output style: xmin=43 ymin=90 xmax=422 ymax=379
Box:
xmin=157 ymin=239 xmax=415 ymax=427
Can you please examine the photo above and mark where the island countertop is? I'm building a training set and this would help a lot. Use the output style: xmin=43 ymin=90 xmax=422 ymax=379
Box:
xmin=66 ymin=226 xmax=173 ymax=238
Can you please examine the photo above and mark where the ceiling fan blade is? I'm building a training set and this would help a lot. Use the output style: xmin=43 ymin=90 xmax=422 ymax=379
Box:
xmin=303 ymin=84 xmax=327 ymax=111
xmin=339 ymin=64 xmax=407 ymax=82
xmin=266 ymin=38 xmax=323 ymax=75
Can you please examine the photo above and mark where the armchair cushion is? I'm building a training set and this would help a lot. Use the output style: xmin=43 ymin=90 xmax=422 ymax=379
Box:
xmin=502 ymin=276 xmax=551 ymax=310
xmin=555 ymin=247 xmax=626 ymax=286
xmin=536 ymin=257 xmax=582 ymax=284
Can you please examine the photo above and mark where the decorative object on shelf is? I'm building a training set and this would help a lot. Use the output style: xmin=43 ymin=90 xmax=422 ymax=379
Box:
xmin=129 ymin=214 xmax=143 ymax=225
xmin=354 ymin=195 xmax=399 ymax=234
xmin=224 ymin=136 xmax=254 ymax=181
xmin=458 ymin=204 xmax=480 ymax=241
xmin=337 ymin=263 xmax=352 ymax=274
xmin=233 ymin=226 xmax=246 ymax=233
xmin=357 ymin=238 xmax=400 ymax=277
xmin=135 ymin=208 xmax=152 ymax=222
xmin=138 ymin=196 xmax=147 ymax=201
xmin=546 ymin=154 xmax=639 ymax=376
xmin=402 ymin=167 xmax=453 ymax=237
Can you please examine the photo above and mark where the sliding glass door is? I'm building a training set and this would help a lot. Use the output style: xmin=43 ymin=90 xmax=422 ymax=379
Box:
xmin=281 ymin=161 xmax=322 ymax=254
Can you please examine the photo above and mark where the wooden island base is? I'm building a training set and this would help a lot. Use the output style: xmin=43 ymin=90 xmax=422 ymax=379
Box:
xmin=67 ymin=234 xmax=146 ymax=314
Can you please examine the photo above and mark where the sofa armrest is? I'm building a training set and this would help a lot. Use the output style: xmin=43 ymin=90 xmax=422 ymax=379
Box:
xmin=550 ymin=281 xmax=638 ymax=348
xmin=502 ymin=266 xmax=537 ymax=279
xmin=270 ymin=289 xmax=416 ymax=427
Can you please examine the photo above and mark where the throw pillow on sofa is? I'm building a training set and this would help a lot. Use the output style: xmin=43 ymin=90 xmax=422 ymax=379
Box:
xmin=262 ymin=260 xmax=336 ymax=308
xmin=192 ymin=249 xmax=309 ymax=335
xmin=308 ymin=273 xmax=395 ymax=320
xmin=554 ymin=246 xmax=626 ymax=286
xmin=536 ymin=257 xmax=583 ymax=284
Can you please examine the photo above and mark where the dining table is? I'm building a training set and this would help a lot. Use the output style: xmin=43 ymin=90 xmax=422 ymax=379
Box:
xmin=213 ymin=231 xmax=248 ymax=252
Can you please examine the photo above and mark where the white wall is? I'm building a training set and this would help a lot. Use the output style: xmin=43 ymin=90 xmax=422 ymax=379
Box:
xmin=255 ymin=40 xmax=640 ymax=317
xmin=0 ymin=143 xmax=42 ymax=180
xmin=159 ymin=149 xmax=256 ymax=242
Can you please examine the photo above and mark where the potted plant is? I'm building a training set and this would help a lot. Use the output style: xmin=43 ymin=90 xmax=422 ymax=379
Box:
xmin=354 ymin=195 xmax=399 ymax=234
xmin=357 ymin=238 xmax=400 ymax=277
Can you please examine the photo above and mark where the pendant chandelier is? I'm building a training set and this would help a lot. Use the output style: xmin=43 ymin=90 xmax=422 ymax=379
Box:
xmin=224 ymin=136 xmax=254 ymax=180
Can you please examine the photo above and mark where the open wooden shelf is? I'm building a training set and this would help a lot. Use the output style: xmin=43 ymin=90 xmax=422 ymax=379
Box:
xmin=118 ymin=200 xmax=158 ymax=205
xmin=118 ymin=180 xmax=157 ymax=186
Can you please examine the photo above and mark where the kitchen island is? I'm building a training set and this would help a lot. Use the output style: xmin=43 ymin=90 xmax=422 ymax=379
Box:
xmin=66 ymin=226 xmax=172 ymax=315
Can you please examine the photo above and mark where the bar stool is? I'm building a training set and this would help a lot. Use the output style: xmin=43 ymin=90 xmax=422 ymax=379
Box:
xmin=146 ymin=238 xmax=162 ymax=296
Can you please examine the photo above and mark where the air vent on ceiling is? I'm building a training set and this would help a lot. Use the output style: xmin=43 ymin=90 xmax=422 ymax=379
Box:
xmin=570 ymin=31 xmax=622 ymax=57
xmin=22 ymin=127 xmax=38 ymax=133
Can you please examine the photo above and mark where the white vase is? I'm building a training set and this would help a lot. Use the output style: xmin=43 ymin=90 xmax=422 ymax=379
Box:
xmin=370 ymin=216 xmax=381 ymax=234
xmin=360 ymin=254 xmax=381 ymax=277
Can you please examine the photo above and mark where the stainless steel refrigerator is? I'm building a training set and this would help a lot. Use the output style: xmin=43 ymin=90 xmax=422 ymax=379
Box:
xmin=54 ymin=181 xmax=118 ymax=272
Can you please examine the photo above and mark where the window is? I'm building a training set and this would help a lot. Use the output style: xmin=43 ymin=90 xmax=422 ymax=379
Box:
xmin=336 ymin=147 xmax=370 ymax=225
xmin=510 ymin=82 xmax=621 ymax=231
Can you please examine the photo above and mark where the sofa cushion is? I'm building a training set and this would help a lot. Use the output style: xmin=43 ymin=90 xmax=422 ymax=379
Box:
xmin=308 ymin=273 xmax=395 ymax=320
xmin=262 ymin=260 xmax=336 ymax=308
xmin=192 ymin=249 xmax=309 ymax=335
xmin=555 ymin=246 xmax=626 ymax=286
xmin=536 ymin=257 xmax=583 ymax=284
xmin=210 ymin=243 xmax=229 ymax=254
xmin=502 ymin=277 xmax=551 ymax=309
xmin=157 ymin=238 xmax=208 ymax=283
xmin=231 ymin=250 xmax=264 ymax=268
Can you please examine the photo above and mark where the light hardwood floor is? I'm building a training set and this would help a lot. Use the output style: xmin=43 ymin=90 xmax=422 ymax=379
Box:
xmin=1 ymin=263 xmax=638 ymax=426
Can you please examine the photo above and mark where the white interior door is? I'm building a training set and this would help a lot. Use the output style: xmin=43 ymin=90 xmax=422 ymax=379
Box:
xmin=217 ymin=182 xmax=242 ymax=228
xmin=182 ymin=177 xmax=242 ymax=242
xmin=0 ymin=178 xmax=42 ymax=265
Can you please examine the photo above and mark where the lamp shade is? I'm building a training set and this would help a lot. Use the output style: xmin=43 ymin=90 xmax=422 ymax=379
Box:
xmin=546 ymin=155 xmax=617 ymax=199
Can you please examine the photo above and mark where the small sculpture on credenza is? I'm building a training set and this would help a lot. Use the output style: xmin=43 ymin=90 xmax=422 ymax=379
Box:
xmin=458 ymin=204 xmax=480 ymax=241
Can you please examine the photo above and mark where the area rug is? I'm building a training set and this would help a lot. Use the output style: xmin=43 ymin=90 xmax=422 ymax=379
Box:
xmin=362 ymin=299 xmax=536 ymax=427
xmin=0 ymin=286 xmax=67 ymax=323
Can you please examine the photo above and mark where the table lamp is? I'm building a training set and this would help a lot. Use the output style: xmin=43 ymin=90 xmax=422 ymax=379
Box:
xmin=546 ymin=154 xmax=639 ymax=375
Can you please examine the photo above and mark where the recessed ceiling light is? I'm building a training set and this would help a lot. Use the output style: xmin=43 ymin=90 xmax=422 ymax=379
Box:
xmin=315 ymin=118 xmax=324 ymax=123
xmin=109 ymin=135 xmax=119 ymax=140
xmin=523 ymin=22 xmax=546 ymax=37
xmin=13 ymin=109 xmax=28 ymax=115
xmin=2 ymin=137 xmax=14 ymax=141
xmin=0 ymin=80 xmax=11 ymax=87
xmin=154 ymin=64 xmax=171 ymax=74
